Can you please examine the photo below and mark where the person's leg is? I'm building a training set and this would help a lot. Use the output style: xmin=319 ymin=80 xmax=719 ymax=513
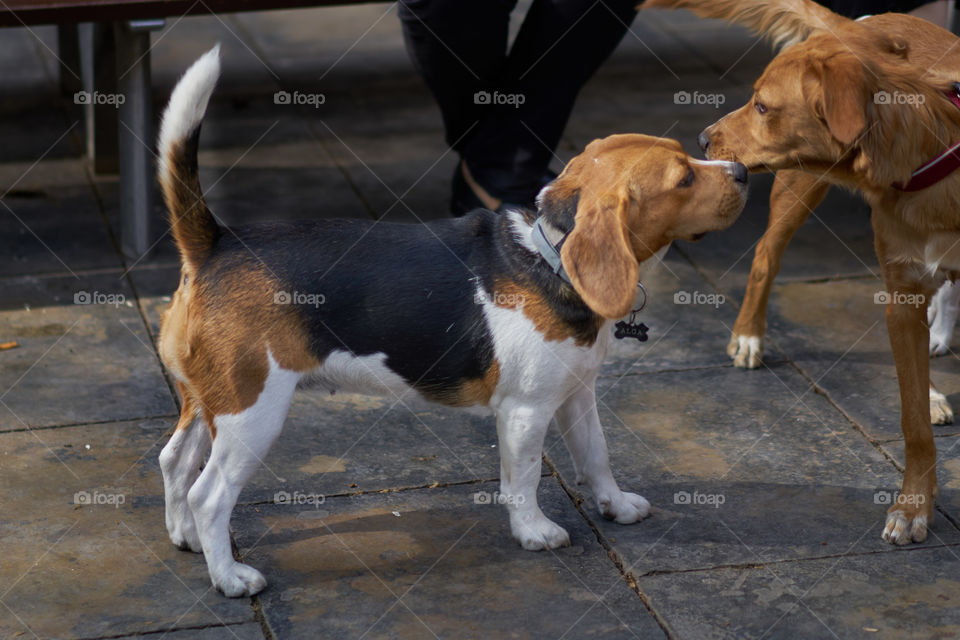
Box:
xmin=398 ymin=0 xmax=517 ymax=151
xmin=463 ymin=0 xmax=638 ymax=205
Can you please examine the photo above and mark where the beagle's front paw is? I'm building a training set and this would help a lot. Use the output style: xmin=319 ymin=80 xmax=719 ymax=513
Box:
xmin=930 ymin=387 xmax=954 ymax=425
xmin=510 ymin=511 xmax=570 ymax=550
xmin=597 ymin=491 xmax=650 ymax=524
xmin=212 ymin=561 xmax=267 ymax=598
xmin=727 ymin=333 xmax=763 ymax=369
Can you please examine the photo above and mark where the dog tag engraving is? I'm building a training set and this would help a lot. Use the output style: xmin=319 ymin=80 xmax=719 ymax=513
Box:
xmin=614 ymin=320 xmax=648 ymax=342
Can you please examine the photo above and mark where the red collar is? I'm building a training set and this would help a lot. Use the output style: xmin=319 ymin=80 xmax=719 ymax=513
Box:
xmin=894 ymin=84 xmax=960 ymax=192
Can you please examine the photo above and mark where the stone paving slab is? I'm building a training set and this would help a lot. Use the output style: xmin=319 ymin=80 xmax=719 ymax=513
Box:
xmin=113 ymin=623 xmax=265 ymax=640
xmin=0 ymin=419 xmax=253 ymax=639
xmin=547 ymin=363 xmax=960 ymax=578
xmin=635 ymin=546 xmax=960 ymax=640
xmin=0 ymin=184 xmax=122 ymax=278
xmin=765 ymin=278 xmax=960 ymax=441
xmin=0 ymin=273 xmax=177 ymax=430
xmin=234 ymin=480 xmax=665 ymax=639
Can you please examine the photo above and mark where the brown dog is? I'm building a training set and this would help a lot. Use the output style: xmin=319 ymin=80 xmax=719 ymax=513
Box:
xmin=645 ymin=0 xmax=960 ymax=545
xmin=647 ymin=0 xmax=958 ymax=426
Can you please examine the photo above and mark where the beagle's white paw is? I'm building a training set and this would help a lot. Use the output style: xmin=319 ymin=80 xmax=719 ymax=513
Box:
xmin=598 ymin=491 xmax=650 ymax=524
xmin=930 ymin=387 xmax=954 ymax=425
xmin=727 ymin=334 xmax=763 ymax=369
xmin=510 ymin=512 xmax=570 ymax=550
xmin=212 ymin=562 xmax=267 ymax=598
xmin=167 ymin=516 xmax=203 ymax=553
xmin=930 ymin=329 xmax=952 ymax=356
xmin=928 ymin=280 xmax=960 ymax=356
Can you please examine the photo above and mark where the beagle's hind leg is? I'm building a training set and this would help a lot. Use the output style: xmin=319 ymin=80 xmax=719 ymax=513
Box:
xmin=159 ymin=386 xmax=212 ymax=553
xmin=187 ymin=355 xmax=300 ymax=597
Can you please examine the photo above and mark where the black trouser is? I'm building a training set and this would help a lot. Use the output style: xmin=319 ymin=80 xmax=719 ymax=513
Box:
xmin=398 ymin=0 xmax=638 ymax=204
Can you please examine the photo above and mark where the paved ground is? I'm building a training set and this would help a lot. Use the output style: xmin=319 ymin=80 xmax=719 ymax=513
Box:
xmin=2 ymin=4 xmax=960 ymax=639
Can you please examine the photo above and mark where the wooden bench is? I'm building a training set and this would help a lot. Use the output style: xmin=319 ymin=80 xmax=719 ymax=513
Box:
xmin=0 ymin=0 xmax=376 ymax=259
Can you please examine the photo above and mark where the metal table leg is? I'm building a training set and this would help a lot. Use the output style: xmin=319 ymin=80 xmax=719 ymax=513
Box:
xmin=114 ymin=19 xmax=164 ymax=260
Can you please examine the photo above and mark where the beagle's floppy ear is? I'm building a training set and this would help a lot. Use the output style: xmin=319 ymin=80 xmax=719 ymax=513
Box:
xmin=808 ymin=56 xmax=870 ymax=145
xmin=560 ymin=192 xmax=639 ymax=319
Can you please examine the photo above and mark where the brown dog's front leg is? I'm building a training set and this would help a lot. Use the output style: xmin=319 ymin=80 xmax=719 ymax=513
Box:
xmin=879 ymin=260 xmax=938 ymax=544
xmin=729 ymin=170 xmax=829 ymax=368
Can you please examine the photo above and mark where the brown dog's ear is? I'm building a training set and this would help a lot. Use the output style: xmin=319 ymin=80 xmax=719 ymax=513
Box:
xmin=560 ymin=192 xmax=639 ymax=319
xmin=817 ymin=57 xmax=870 ymax=145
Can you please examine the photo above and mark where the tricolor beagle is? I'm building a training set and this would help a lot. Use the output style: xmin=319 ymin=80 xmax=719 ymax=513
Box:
xmin=156 ymin=47 xmax=749 ymax=597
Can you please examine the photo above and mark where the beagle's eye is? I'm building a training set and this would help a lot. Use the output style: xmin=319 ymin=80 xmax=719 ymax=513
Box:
xmin=677 ymin=168 xmax=695 ymax=188
xmin=755 ymin=100 xmax=768 ymax=115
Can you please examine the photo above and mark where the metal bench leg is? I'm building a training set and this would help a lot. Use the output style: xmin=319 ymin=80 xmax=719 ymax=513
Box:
xmin=114 ymin=19 xmax=163 ymax=260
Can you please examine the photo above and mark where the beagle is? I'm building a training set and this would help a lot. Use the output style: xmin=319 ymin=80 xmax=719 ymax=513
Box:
xmin=646 ymin=0 xmax=960 ymax=544
xmin=156 ymin=47 xmax=749 ymax=597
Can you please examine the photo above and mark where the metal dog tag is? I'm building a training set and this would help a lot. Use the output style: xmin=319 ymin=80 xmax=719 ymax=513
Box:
xmin=614 ymin=319 xmax=649 ymax=342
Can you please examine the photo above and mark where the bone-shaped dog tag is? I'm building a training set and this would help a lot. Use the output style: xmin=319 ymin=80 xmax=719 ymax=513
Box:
xmin=614 ymin=321 xmax=648 ymax=342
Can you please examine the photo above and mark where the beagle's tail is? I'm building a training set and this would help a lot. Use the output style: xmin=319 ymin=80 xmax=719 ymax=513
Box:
xmin=158 ymin=45 xmax=221 ymax=272
xmin=641 ymin=0 xmax=849 ymax=48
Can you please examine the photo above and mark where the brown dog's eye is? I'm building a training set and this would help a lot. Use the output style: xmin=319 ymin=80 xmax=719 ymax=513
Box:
xmin=755 ymin=101 xmax=768 ymax=115
xmin=677 ymin=169 xmax=695 ymax=188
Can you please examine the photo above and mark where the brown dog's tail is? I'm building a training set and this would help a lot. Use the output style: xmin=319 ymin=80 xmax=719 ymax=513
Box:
xmin=157 ymin=45 xmax=221 ymax=272
xmin=641 ymin=0 xmax=849 ymax=48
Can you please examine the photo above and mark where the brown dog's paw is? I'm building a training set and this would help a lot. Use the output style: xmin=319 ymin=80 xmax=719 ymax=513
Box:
xmin=881 ymin=502 xmax=932 ymax=545
xmin=727 ymin=333 xmax=763 ymax=369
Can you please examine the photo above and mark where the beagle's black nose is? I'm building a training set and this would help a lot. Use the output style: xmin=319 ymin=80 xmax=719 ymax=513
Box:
xmin=698 ymin=131 xmax=711 ymax=154
xmin=733 ymin=162 xmax=748 ymax=184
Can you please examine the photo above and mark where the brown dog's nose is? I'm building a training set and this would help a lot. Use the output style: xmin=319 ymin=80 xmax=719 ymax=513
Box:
xmin=733 ymin=162 xmax=748 ymax=184
xmin=698 ymin=130 xmax=711 ymax=154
